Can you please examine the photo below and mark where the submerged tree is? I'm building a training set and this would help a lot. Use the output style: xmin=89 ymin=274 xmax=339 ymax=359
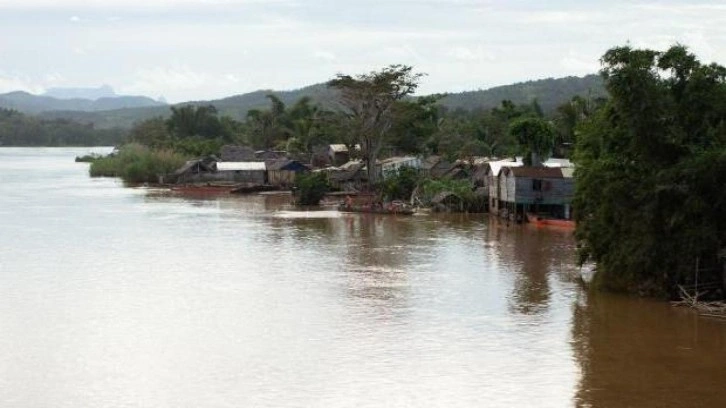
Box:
xmin=328 ymin=65 xmax=425 ymax=186
xmin=574 ymin=44 xmax=726 ymax=296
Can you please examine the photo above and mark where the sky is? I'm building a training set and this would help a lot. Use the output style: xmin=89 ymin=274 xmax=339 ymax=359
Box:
xmin=0 ymin=0 xmax=724 ymax=102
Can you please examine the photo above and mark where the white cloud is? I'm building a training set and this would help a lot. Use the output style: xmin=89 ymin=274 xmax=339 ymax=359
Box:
xmin=0 ymin=73 xmax=44 ymax=94
xmin=69 ymin=15 xmax=81 ymax=23
xmin=224 ymin=74 xmax=241 ymax=83
xmin=448 ymin=46 xmax=495 ymax=63
xmin=560 ymin=51 xmax=601 ymax=74
xmin=313 ymin=51 xmax=337 ymax=62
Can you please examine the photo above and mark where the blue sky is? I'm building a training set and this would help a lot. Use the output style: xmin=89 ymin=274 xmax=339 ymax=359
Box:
xmin=0 ymin=0 xmax=724 ymax=102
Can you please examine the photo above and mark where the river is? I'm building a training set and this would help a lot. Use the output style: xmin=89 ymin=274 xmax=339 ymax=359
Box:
xmin=0 ymin=147 xmax=725 ymax=408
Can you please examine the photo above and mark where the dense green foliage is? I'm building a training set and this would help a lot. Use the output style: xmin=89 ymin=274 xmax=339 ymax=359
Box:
xmin=382 ymin=166 xmax=420 ymax=201
xmin=509 ymin=117 xmax=556 ymax=165
xmin=89 ymin=144 xmax=188 ymax=184
xmin=294 ymin=172 xmax=330 ymax=206
xmin=416 ymin=178 xmax=483 ymax=211
xmin=0 ymin=108 xmax=125 ymax=146
xmin=574 ymin=45 xmax=726 ymax=296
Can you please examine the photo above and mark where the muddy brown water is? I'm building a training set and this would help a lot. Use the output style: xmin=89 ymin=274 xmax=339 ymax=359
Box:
xmin=1 ymin=148 xmax=725 ymax=407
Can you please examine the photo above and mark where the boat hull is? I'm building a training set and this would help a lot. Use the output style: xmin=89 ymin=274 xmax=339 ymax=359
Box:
xmin=526 ymin=213 xmax=575 ymax=229
xmin=338 ymin=204 xmax=414 ymax=215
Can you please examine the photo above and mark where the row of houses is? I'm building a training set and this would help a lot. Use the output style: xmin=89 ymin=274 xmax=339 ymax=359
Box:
xmin=174 ymin=144 xmax=575 ymax=221
xmin=318 ymin=153 xmax=575 ymax=220
xmin=174 ymin=156 xmax=309 ymax=187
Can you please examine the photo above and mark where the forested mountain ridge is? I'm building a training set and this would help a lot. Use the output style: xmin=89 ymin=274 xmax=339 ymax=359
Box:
xmin=3 ymin=75 xmax=605 ymax=129
xmin=440 ymin=75 xmax=605 ymax=113
xmin=0 ymin=91 xmax=167 ymax=114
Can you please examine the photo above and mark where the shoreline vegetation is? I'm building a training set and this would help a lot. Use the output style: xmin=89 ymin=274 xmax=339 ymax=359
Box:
xmin=82 ymin=44 xmax=726 ymax=301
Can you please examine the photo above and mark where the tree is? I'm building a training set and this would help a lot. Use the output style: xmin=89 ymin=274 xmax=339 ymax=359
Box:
xmin=328 ymin=64 xmax=425 ymax=186
xmin=167 ymin=105 xmax=231 ymax=140
xmin=574 ymin=44 xmax=726 ymax=296
xmin=127 ymin=117 xmax=171 ymax=148
xmin=509 ymin=117 xmax=555 ymax=165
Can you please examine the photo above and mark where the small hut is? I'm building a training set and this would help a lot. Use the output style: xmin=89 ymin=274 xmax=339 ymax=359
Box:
xmin=266 ymin=159 xmax=309 ymax=188
xmin=431 ymin=191 xmax=465 ymax=212
xmin=173 ymin=156 xmax=218 ymax=184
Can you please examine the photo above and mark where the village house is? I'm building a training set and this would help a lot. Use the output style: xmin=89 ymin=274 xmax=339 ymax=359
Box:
xmin=421 ymin=156 xmax=455 ymax=179
xmin=483 ymin=158 xmax=524 ymax=214
xmin=328 ymin=144 xmax=351 ymax=166
xmin=378 ymin=156 xmax=422 ymax=179
xmin=216 ymin=161 xmax=267 ymax=184
xmin=172 ymin=156 xmax=219 ymax=184
xmin=498 ymin=166 xmax=574 ymax=222
xmin=266 ymin=159 xmax=309 ymax=188
xmin=323 ymin=160 xmax=368 ymax=191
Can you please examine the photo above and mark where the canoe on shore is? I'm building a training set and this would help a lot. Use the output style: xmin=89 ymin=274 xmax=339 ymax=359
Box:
xmin=337 ymin=203 xmax=415 ymax=215
xmin=170 ymin=184 xmax=237 ymax=194
xmin=526 ymin=213 xmax=575 ymax=229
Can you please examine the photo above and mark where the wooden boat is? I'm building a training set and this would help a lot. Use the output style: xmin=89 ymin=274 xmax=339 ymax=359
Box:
xmin=170 ymin=183 xmax=237 ymax=195
xmin=526 ymin=213 xmax=575 ymax=229
xmin=338 ymin=202 xmax=415 ymax=215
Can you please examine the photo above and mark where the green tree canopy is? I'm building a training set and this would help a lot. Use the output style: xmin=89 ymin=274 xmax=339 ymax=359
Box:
xmin=509 ymin=117 xmax=555 ymax=165
xmin=328 ymin=64 xmax=425 ymax=185
xmin=574 ymin=44 xmax=726 ymax=296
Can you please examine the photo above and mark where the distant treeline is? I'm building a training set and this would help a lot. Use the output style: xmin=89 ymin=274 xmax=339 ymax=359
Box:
xmin=0 ymin=108 xmax=125 ymax=146
xmin=0 ymin=75 xmax=605 ymax=130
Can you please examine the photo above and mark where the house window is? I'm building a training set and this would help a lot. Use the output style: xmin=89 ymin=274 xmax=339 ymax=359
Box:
xmin=532 ymin=179 xmax=543 ymax=191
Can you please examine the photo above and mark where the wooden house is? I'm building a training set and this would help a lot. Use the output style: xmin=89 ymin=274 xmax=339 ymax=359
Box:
xmin=378 ymin=156 xmax=422 ymax=179
xmin=498 ymin=166 xmax=574 ymax=221
xmin=172 ymin=156 xmax=218 ymax=184
xmin=266 ymin=159 xmax=309 ymax=188
xmin=421 ymin=156 xmax=454 ymax=179
xmin=483 ymin=159 xmax=523 ymax=214
xmin=328 ymin=144 xmax=351 ymax=166
xmin=326 ymin=160 xmax=368 ymax=191
xmin=216 ymin=162 xmax=267 ymax=184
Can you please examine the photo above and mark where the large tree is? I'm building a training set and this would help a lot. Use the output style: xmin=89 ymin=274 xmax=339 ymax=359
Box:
xmin=509 ymin=117 xmax=555 ymax=165
xmin=328 ymin=64 xmax=425 ymax=185
xmin=574 ymin=45 xmax=726 ymax=296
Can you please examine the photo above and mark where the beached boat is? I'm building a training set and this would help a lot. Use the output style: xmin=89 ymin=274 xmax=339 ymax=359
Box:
xmin=338 ymin=201 xmax=415 ymax=215
xmin=170 ymin=183 xmax=238 ymax=195
xmin=526 ymin=213 xmax=575 ymax=229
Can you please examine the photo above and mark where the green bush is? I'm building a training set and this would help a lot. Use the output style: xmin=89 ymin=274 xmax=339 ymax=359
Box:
xmin=382 ymin=166 xmax=420 ymax=201
xmin=89 ymin=143 xmax=189 ymax=184
xmin=294 ymin=172 xmax=330 ymax=206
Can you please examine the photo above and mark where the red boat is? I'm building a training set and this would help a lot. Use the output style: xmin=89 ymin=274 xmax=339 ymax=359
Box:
xmin=526 ymin=213 xmax=575 ymax=229
xmin=170 ymin=184 xmax=237 ymax=195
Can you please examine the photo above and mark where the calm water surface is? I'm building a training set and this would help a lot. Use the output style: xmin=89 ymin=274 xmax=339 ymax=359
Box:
xmin=1 ymin=148 xmax=725 ymax=407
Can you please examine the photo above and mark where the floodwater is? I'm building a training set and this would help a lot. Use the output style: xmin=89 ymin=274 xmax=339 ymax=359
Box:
xmin=0 ymin=148 xmax=725 ymax=408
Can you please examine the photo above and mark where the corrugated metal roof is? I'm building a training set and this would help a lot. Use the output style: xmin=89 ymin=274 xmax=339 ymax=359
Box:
xmin=329 ymin=144 xmax=349 ymax=153
xmin=543 ymin=158 xmax=574 ymax=168
xmin=217 ymin=162 xmax=267 ymax=171
xmin=507 ymin=167 xmax=563 ymax=178
xmin=489 ymin=159 xmax=523 ymax=176
xmin=379 ymin=156 xmax=419 ymax=165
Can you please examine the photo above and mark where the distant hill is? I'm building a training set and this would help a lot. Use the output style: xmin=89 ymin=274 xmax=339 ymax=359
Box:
xmin=0 ymin=91 xmax=167 ymax=114
xmin=438 ymin=75 xmax=605 ymax=113
xmin=43 ymin=85 xmax=117 ymax=100
xmin=13 ymin=75 xmax=606 ymax=129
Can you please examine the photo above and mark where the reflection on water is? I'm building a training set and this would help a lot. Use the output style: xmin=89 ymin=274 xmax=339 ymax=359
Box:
xmin=573 ymin=292 xmax=726 ymax=408
xmin=1 ymin=148 xmax=725 ymax=408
